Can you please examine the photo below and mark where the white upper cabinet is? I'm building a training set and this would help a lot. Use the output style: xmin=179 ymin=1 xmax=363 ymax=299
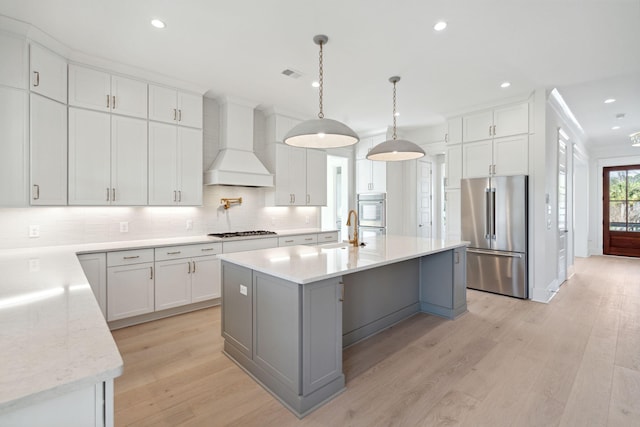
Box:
xmin=462 ymin=140 xmax=493 ymax=178
xmin=462 ymin=102 xmax=529 ymax=142
xmin=149 ymin=84 xmax=202 ymax=128
xmin=30 ymin=94 xmax=67 ymax=205
xmin=0 ymin=86 xmax=28 ymax=207
xmin=30 ymin=43 xmax=67 ymax=103
xmin=445 ymin=117 xmax=463 ymax=144
xmin=0 ymin=32 xmax=27 ymax=89
xmin=274 ymin=143 xmax=306 ymax=206
xmin=463 ymin=135 xmax=528 ymax=178
xmin=68 ymin=108 xmax=148 ymax=205
xmin=445 ymin=144 xmax=462 ymax=189
xmin=356 ymin=158 xmax=386 ymax=194
xmin=69 ymin=64 xmax=147 ymax=118
xmin=148 ymin=122 xmax=202 ymax=206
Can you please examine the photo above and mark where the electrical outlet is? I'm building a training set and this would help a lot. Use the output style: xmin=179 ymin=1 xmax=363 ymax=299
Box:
xmin=29 ymin=225 xmax=40 ymax=238
xmin=240 ymin=284 xmax=248 ymax=296
xmin=305 ymin=216 xmax=310 ymax=224
xmin=28 ymin=258 xmax=40 ymax=272
xmin=186 ymin=219 xmax=193 ymax=230
xmin=119 ymin=222 xmax=129 ymax=233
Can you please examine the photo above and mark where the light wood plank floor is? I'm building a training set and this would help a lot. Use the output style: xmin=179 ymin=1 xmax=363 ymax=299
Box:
xmin=112 ymin=256 xmax=640 ymax=426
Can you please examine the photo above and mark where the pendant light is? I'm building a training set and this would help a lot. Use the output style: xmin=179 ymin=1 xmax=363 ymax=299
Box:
xmin=631 ymin=131 xmax=640 ymax=147
xmin=283 ymin=35 xmax=359 ymax=149
xmin=367 ymin=76 xmax=425 ymax=161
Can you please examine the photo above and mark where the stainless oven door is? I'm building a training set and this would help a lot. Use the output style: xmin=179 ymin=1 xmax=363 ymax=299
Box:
xmin=357 ymin=200 xmax=386 ymax=227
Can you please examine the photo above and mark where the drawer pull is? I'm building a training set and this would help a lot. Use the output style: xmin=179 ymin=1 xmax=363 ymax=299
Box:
xmin=201 ymin=248 xmax=215 ymax=251
xmin=33 ymin=71 xmax=40 ymax=87
xmin=324 ymin=235 xmax=333 ymax=239
xmin=188 ymin=261 xmax=191 ymax=274
xmin=192 ymin=261 xmax=196 ymax=273
xmin=150 ymin=266 xmax=153 ymax=280
xmin=167 ymin=251 xmax=181 ymax=255
xmin=285 ymin=240 xmax=294 ymax=243
xmin=304 ymin=238 xmax=314 ymax=241
xmin=123 ymin=256 xmax=140 ymax=260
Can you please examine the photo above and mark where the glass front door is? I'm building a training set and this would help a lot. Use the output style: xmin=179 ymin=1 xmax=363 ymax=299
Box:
xmin=603 ymin=165 xmax=640 ymax=257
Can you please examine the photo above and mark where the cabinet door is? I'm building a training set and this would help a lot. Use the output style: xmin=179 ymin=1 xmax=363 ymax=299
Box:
xmin=148 ymin=122 xmax=178 ymax=205
xmin=68 ymin=65 xmax=111 ymax=112
xmin=177 ymin=91 xmax=203 ymax=128
xmin=493 ymin=135 xmax=528 ymax=176
xmin=462 ymin=139 xmax=493 ymax=178
xmin=30 ymin=43 xmax=67 ymax=103
xmin=68 ymin=108 xmax=111 ymax=205
xmin=445 ymin=189 xmax=461 ymax=241
xmin=107 ymin=262 xmax=155 ymax=321
xmin=356 ymin=159 xmax=371 ymax=193
xmin=355 ymin=136 xmax=371 ymax=160
xmin=274 ymin=144 xmax=293 ymax=205
xmin=445 ymin=144 xmax=462 ymax=189
xmin=446 ymin=117 xmax=463 ymax=144
xmin=221 ymin=263 xmax=253 ymax=357
xmin=111 ymin=115 xmax=148 ymax=205
xmin=306 ymin=149 xmax=327 ymax=205
xmin=177 ymin=127 xmax=203 ymax=205
xmin=30 ymin=94 xmax=67 ymax=205
xmin=452 ymin=248 xmax=467 ymax=312
xmin=77 ymin=253 xmax=107 ymax=318
xmin=0 ymin=32 xmax=27 ymax=89
xmin=192 ymin=255 xmax=221 ymax=302
xmin=290 ymin=147 xmax=307 ymax=205
xmin=0 ymin=87 xmax=28 ymax=207
xmin=463 ymin=110 xmax=493 ymax=142
xmin=148 ymin=84 xmax=177 ymax=124
xmin=111 ymin=75 xmax=147 ymax=119
xmin=371 ymin=160 xmax=387 ymax=192
xmin=155 ymin=259 xmax=192 ymax=310
xmin=493 ymin=103 xmax=528 ymax=138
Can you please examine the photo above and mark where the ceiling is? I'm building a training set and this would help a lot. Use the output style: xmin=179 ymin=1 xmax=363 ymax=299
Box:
xmin=1 ymin=0 xmax=639 ymax=151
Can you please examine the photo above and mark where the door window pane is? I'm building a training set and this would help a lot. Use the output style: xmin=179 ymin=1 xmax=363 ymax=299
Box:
xmin=609 ymin=171 xmax=626 ymax=200
xmin=610 ymin=201 xmax=627 ymax=231
xmin=629 ymin=201 xmax=640 ymax=232
xmin=628 ymin=170 xmax=640 ymax=201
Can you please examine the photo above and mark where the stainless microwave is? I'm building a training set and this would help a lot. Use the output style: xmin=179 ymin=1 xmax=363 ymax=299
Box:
xmin=357 ymin=193 xmax=386 ymax=228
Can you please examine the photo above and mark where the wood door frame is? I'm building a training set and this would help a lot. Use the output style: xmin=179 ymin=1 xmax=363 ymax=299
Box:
xmin=603 ymin=164 xmax=640 ymax=257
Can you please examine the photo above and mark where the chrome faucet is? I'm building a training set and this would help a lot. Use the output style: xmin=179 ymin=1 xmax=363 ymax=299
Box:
xmin=346 ymin=209 xmax=359 ymax=247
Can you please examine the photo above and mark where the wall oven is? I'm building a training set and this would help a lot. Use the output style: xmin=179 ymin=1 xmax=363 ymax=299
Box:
xmin=357 ymin=193 xmax=386 ymax=229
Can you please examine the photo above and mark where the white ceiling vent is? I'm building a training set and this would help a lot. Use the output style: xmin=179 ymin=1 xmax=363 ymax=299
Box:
xmin=281 ymin=68 xmax=303 ymax=79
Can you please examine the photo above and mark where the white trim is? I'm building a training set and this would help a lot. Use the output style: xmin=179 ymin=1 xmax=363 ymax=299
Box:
xmin=531 ymin=279 xmax=559 ymax=303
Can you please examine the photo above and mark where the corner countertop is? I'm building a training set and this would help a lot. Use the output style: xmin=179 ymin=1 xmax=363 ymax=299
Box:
xmin=0 ymin=246 xmax=123 ymax=414
xmin=218 ymin=235 xmax=468 ymax=284
xmin=0 ymin=228 xmax=337 ymax=413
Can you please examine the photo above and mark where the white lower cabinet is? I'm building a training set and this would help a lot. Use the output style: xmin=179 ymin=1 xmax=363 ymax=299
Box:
xmin=106 ymin=249 xmax=155 ymax=321
xmin=78 ymin=252 xmax=107 ymax=318
xmin=154 ymin=243 xmax=222 ymax=311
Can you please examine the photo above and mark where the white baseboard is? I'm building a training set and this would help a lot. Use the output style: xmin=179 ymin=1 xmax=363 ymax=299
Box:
xmin=531 ymin=279 xmax=559 ymax=303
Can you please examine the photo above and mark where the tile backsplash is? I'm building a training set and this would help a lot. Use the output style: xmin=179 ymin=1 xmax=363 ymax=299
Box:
xmin=0 ymin=186 xmax=319 ymax=250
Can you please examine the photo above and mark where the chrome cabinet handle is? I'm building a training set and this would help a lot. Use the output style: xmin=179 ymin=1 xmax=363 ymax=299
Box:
xmin=112 ymin=188 xmax=115 ymax=202
xmin=188 ymin=261 xmax=191 ymax=274
xmin=488 ymin=125 xmax=492 ymax=136
xmin=304 ymin=238 xmax=314 ymax=241
xmin=123 ymin=255 xmax=140 ymax=260
xmin=284 ymin=239 xmax=294 ymax=243
xmin=455 ymin=251 xmax=460 ymax=264
xmin=33 ymin=184 xmax=40 ymax=200
xmin=192 ymin=261 xmax=196 ymax=273
xmin=444 ymin=133 xmax=448 ymax=143
xmin=493 ymin=125 xmax=496 ymax=135
xmin=201 ymin=247 xmax=215 ymax=251
xmin=167 ymin=251 xmax=181 ymax=255
xmin=112 ymin=95 xmax=116 ymax=109
xmin=324 ymin=235 xmax=333 ymax=239
xmin=33 ymin=71 xmax=40 ymax=87
xmin=150 ymin=266 xmax=154 ymax=280
xmin=178 ymin=109 xmax=182 ymax=121
xmin=173 ymin=109 xmax=177 ymax=120
xmin=178 ymin=190 xmax=182 ymax=202
xmin=107 ymin=94 xmax=110 ymax=108
xmin=106 ymin=187 xmax=110 ymax=201
xmin=339 ymin=282 xmax=345 ymax=302
xmin=173 ymin=190 xmax=177 ymax=202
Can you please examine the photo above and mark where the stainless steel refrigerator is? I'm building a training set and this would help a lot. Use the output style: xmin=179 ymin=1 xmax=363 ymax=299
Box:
xmin=461 ymin=175 xmax=528 ymax=299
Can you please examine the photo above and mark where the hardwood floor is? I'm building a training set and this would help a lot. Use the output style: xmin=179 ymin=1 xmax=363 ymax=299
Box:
xmin=112 ymin=256 xmax=640 ymax=426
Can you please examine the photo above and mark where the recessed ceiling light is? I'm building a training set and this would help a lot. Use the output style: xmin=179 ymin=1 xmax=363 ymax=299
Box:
xmin=604 ymin=98 xmax=616 ymax=104
xmin=612 ymin=126 xmax=621 ymax=130
xmin=311 ymin=81 xmax=320 ymax=88
xmin=434 ymin=21 xmax=447 ymax=31
xmin=500 ymin=81 xmax=511 ymax=88
xmin=151 ymin=19 xmax=166 ymax=29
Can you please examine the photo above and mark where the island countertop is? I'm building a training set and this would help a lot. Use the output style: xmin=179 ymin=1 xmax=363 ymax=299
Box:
xmin=218 ymin=235 xmax=468 ymax=284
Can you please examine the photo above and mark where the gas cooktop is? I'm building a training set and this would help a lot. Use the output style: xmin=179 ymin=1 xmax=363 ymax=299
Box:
xmin=207 ymin=230 xmax=277 ymax=238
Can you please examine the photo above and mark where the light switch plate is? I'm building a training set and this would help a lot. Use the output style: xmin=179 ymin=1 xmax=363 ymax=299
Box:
xmin=120 ymin=222 xmax=129 ymax=233
xmin=186 ymin=219 xmax=193 ymax=230
xmin=29 ymin=225 xmax=40 ymax=238
xmin=28 ymin=258 xmax=40 ymax=272
xmin=240 ymin=285 xmax=248 ymax=296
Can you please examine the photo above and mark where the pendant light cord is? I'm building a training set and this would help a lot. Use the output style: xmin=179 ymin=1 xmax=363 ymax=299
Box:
xmin=318 ymin=40 xmax=324 ymax=119
xmin=392 ymin=80 xmax=397 ymax=140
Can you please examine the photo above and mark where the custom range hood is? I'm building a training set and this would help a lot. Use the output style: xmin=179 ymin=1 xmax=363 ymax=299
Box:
xmin=203 ymin=97 xmax=274 ymax=187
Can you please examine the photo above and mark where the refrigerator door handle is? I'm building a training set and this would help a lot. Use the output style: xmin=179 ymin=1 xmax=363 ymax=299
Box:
xmin=485 ymin=188 xmax=491 ymax=240
xmin=491 ymin=188 xmax=497 ymax=240
xmin=468 ymin=248 xmax=523 ymax=258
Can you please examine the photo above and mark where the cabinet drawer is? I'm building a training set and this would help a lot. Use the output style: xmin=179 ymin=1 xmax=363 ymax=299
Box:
xmin=278 ymin=234 xmax=317 ymax=247
xmin=107 ymin=249 xmax=154 ymax=266
xmin=223 ymin=238 xmax=278 ymax=254
xmin=155 ymin=242 xmax=222 ymax=261
xmin=318 ymin=232 xmax=339 ymax=244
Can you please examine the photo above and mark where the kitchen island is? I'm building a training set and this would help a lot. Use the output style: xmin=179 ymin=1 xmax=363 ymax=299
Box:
xmin=219 ymin=235 xmax=468 ymax=418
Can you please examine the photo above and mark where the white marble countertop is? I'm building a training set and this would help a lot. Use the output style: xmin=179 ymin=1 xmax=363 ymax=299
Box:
xmin=0 ymin=228 xmax=337 ymax=413
xmin=218 ymin=235 xmax=468 ymax=284
xmin=0 ymin=246 xmax=123 ymax=414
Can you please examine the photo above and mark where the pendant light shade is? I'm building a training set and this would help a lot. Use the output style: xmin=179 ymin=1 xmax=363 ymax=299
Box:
xmin=367 ymin=76 xmax=425 ymax=161
xmin=283 ymin=35 xmax=359 ymax=149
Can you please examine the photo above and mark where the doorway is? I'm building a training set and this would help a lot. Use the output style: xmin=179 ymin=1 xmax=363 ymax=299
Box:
xmin=603 ymin=165 xmax=640 ymax=257
xmin=557 ymin=129 xmax=568 ymax=283
xmin=322 ymin=155 xmax=349 ymax=240
xmin=417 ymin=158 xmax=433 ymax=238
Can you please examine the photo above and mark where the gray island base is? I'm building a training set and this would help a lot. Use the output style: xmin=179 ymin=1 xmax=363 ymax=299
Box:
xmin=218 ymin=236 xmax=467 ymax=418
